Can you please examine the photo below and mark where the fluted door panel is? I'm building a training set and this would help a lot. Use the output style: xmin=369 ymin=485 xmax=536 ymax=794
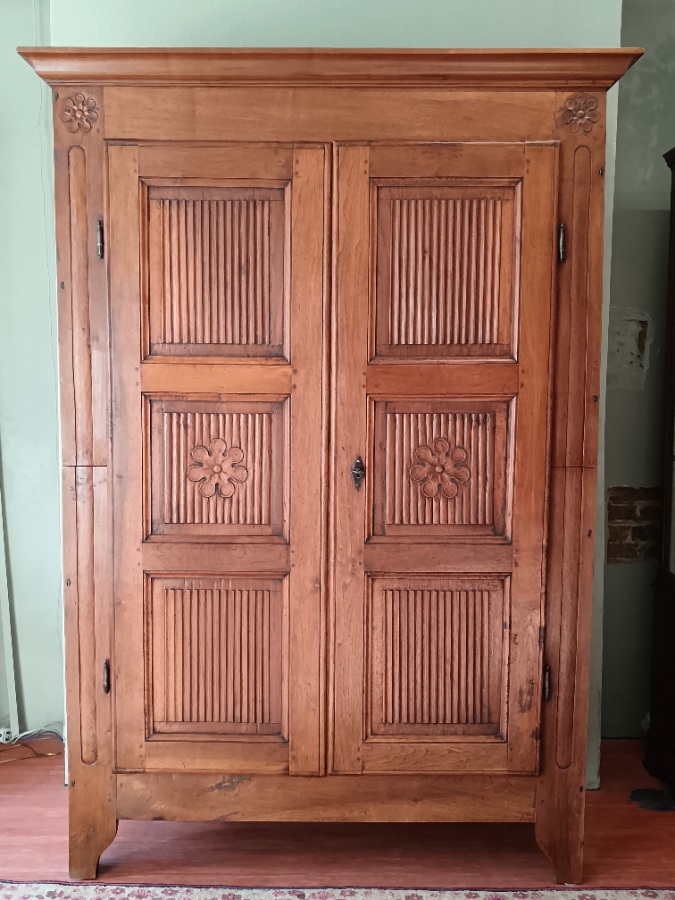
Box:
xmin=146 ymin=185 xmax=287 ymax=358
xmin=374 ymin=183 xmax=520 ymax=360
xmin=150 ymin=576 xmax=285 ymax=737
xmin=368 ymin=576 xmax=507 ymax=738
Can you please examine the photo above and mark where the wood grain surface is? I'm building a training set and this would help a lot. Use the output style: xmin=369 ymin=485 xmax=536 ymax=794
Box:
xmin=18 ymin=47 xmax=642 ymax=89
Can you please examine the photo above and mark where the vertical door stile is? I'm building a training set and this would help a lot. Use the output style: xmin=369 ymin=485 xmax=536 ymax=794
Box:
xmin=331 ymin=144 xmax=371 ymax=774
xmin=288 ymin=145 xmax=328 ymax=775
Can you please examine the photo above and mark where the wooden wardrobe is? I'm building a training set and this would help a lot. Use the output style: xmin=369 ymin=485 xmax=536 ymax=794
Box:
xmin=20 ymin=47 xmax=641 ymax=883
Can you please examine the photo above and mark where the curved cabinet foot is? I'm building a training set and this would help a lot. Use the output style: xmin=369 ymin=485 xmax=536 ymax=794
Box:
xmin=535 ymin=810 xmax=584 ymax=885
xmin=69 ymin=817 xmax=118 ymax=880
xmin=69 ymin=781 xmax=118 ymax=880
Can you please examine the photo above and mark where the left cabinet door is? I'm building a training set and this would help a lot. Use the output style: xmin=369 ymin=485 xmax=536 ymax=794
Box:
xmin=109 ymin=144 xmax=327 ymax=775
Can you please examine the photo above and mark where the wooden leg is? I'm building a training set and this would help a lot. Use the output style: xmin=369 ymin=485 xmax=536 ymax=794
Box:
xmin=69 ymin=779 xmax=118 ymax=880
xmin=535 ymin=784 xmax=585 ymax=884
xmin=69 ymin=816 xmax=118 ymax=879
xmin=63 ymin=468 xmax=117 ymax=880
xmin=534 ymin=462 xmax=595 ymax=886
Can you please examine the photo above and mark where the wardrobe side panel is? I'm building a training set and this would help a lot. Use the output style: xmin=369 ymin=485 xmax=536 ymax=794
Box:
xmin=535 ymin=90 xmax=608 ymax=885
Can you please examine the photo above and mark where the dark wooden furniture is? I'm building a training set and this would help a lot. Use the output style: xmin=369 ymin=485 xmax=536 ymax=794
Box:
xmin=646 ymin=146 xmax=675 ymax=788
xmin=19 ymin=47 xmax=641 ymax=884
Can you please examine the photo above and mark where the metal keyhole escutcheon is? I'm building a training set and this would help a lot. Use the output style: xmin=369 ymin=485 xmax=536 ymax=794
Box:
xmin=351 ymin=455 xmax=366 ymax=491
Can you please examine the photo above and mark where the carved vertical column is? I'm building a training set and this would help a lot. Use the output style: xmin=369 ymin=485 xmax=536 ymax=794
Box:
xmin=54 ymin=84 xmax=116 ymax=879
xmin=535 ymin=91 xmax=608 ymax=884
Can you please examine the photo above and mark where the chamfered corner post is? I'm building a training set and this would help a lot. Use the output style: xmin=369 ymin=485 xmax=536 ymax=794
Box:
xmin=534 ymin=89 xmax=608 ymax=885
xmin=51 ymin=79 xmax=117 ymax=879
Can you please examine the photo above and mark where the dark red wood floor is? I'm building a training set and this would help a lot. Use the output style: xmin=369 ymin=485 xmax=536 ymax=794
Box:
xmin=0 ymin=740 xmax=673 ymax=887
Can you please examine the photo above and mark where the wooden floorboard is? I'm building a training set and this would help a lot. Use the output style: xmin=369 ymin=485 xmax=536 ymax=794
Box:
xmin=0 ymin=740 xmax=673 ymax=887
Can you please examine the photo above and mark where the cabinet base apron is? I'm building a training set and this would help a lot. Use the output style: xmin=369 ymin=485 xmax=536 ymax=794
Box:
xmin=115 ymin=773 xmax=535 ymax=822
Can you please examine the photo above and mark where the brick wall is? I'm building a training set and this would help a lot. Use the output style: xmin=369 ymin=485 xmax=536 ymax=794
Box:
xmin=606 ymin=486 xmax=663 ymax=563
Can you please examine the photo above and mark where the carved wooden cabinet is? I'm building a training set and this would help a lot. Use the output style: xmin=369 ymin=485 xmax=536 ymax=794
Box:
xmin=20 ymin=47 xmax=641 ymax=883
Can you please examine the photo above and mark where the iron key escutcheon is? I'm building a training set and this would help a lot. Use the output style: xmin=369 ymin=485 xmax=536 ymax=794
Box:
xmin=351 ymin=455 xmax=366 ymax=491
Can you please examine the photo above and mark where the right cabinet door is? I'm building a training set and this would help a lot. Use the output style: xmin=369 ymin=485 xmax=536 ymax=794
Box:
xmin=332 ymin=141 xmax=557 ymax=775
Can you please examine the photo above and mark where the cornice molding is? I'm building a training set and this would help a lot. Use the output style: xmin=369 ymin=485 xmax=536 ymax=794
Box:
xmin=17 ymin=47 xmax=642 ymax=91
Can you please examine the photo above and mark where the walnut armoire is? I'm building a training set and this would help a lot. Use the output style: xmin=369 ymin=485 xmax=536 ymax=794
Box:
xmin=19 ymin=47 xmax=641 ymax=883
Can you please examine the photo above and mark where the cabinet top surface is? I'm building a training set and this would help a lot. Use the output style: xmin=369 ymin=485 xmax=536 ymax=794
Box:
xmin=18 ymin=47 xmax=642 ymax=90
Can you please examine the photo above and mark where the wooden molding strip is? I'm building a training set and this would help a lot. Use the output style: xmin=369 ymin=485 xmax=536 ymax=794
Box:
xmin=18 ymin=47 xmax=642 ymax=90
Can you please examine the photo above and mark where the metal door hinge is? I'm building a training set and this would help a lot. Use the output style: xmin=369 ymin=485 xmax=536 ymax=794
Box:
xmin=96 ymin=218 xmax=104 ymax=259
xmin=102 ymin=659 xmax=111 ymax=694
xmin=557 ymin=223 xmax=566 ymax=263
xmin=351 ymin=455 xmax=366 ymax=491
xmin=543 ymin=664 xmax=551 ymax=702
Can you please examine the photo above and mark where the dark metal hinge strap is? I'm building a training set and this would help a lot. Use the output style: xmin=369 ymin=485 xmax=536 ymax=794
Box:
xmin=543 ymin=664 xmax=552 ymax=702
xmin=557 ymin=223 xmax=566 ymax=263
xmin=97 ymin=218 xmax=104 ymax=259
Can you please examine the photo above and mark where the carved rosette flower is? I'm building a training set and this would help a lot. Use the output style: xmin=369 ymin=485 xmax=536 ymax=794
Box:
xmin=561 ymin=93 xmax=600 ymax=136
xmin=61 ymin=93 xmax=99 ymax=133
xmin=410 ymin=438 xmax=470 ymax=499
xmin=187 ymin=438 xmax=248 ymax=499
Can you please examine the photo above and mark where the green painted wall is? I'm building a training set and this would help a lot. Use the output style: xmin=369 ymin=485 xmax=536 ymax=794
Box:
xmin=602 ymin=0 xmax=675 ymax=737
xmin=1 ymin=1 xmax=624 ymax=782
xmin=49 ymin=0 xmax=620 ymax=48
xmin=0 ymin=0 xmax=61 ymax=735
xmin=0 ymin=593 xmax=8 ymax=727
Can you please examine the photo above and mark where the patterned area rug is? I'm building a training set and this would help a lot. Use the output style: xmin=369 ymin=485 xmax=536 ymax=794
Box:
xmin=1 ymin=888 xmax=674 ymax=900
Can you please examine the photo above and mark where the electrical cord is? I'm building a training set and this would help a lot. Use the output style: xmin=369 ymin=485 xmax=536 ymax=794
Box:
xmin=0 ymin=730 xmax=64 ymax=765
xmin=0 ymin=743 xmax=62 ymax=764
